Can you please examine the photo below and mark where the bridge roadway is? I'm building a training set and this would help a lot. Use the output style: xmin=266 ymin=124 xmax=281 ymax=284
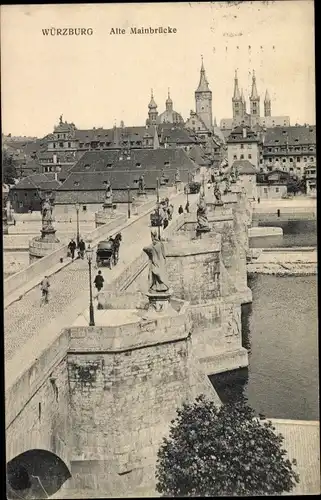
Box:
xmin=5 ymin=193 xmax=197 ymax=386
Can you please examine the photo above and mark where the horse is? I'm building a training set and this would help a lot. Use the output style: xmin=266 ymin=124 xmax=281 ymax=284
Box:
xmin=112 ymin=233 xmax=122 ymax=264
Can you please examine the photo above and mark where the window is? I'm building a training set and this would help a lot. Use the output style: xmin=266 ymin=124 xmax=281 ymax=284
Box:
xmin=83 ymin=205 xmax=87 ymax=212
xmin=59 ymin=142 xmax=63 ymax=148
xmin=136 ymin=162 xmax=141 ymax=168
xmin=107 ymin=163 xmax=112 ymax=168
xmin=74 ymin=181 xmax=80 ymax=187
xmin=198 ymin=127 xmax=201 ymax=130
xmin=248 ymin=144 xmax=252 ymax=149
xmin=233 ymin=155 xmax=237 ymax=160
xmin=240 ymin=154 xmax=244 ymax=159
xmin=303 ymin=157 xmax=307 ymax=162
xmin=269 ymin=158 xmax=272 ymax=163
xmin=68 ymin=142 xmax=71 ymax=148
xmin=310 ymin=157 xmax=314 ymax=162
xmin=268 ymin=148 xmax=272 ymax=152
xmin=84 ymin=164 xmax=90 ymax=170
xmin=164 ymin=161 xmax=170 ymax=166
xmin=309 ymin=146 xmax=314 ymax=151
xmin=275 ymin=148 xmax=279 ymax=152
xmin=289 ymin=158 xmax=293 ymax=162
xmin=275 ymin=158 xmax=279 ymax=162
xmin=264 ymin=188 xmax=268 ymax=193
xmin=296 ymin=157 xmax=300 ymax=162
xmin=260 ymin=159 xmax=263 ymax=164
xmin=248 ymin=154 xmax=252 ymax=159
xmin=290 ymin=167 xmax=294 ymax=172
xmin=53 ymin=143 xmax=56 ymax=149
xmin=282 ymin=158 xmax=286 ymax=163
xmin=276 ymin=187 xmax=279 ymax=193
xmin=240 ymin=144 xmax=244 ymax=149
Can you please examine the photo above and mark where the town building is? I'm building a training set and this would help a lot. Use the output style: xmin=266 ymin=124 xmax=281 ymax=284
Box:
xmin=261 ymin=125 xmax=316 ymax=179
xmin=226 ymin=125 xmax=261 ymax=169
xmin=256 ymin=169 xmax=289 ymax=200
xmin=9 ymin=173 xmax=62 ymax=213
xmin=220 ymin=70 xmax=290 ymax=132
xmin=146 ymin=89 xmax=184 ymax=126
xmin=54 ymin=148 xmax=199 ymax=216
xmin=232 ymin=159 xmax=257 ymax=200
xmin=305 ymin=165 xmax=316 ymax=197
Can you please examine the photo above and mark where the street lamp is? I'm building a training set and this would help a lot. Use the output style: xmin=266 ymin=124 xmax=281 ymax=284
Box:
xmin=127 ymin=185 xmax=131 ymax=219
xmin=186 ymin=171 xmax=190 ymax=204
xmin=75 ymin=202 xmax=80 ymax=246
xmin=156 ymin=177 xmax=161 ymax=239
xmin=86 ymin=244 xmax=95 ymax=326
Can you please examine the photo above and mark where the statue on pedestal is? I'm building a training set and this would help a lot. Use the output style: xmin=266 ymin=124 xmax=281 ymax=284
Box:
xmin=160 ymin=169 xmax=166 ymax=186
xmin=175 ymin=168 xmax=180 ymax=183
xmin=104 ymin=180 xmax=113 ymax=204
xmin=41 ymin=196 xmax=54 ymax=232
xmin=214 ymin=182 xmax=223 ymax=205
xmin=143 ymin=230 xmax=169 ymax=293
xmin=138 ymin=174 xmax=146 ymax=193
xmin=224 ymin=174 xmax=231 ymax=194
xmin=196 ymin=193 xmax=210 ymax=232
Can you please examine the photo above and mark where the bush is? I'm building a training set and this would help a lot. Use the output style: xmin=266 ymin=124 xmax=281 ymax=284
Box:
xmin=156 ymin=395 xmax=299 ymax=497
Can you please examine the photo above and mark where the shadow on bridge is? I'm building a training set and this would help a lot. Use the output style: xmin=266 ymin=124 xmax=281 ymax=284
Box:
xmin=7 ymin=449 xmax=71 ymax=499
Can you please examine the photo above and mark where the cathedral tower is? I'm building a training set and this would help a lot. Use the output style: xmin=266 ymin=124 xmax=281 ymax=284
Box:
xmin=249 ymin=70 xmax=260 ymax=120
xmin=195 ymin=56 xmax=213 ymax=130
xmin=146 ymin=89 xmax=158 ymax=125
xmin=264 ymin=89 xmax=271 ymax=117
xmin=232 ymin=70 xmax=242 ymax=121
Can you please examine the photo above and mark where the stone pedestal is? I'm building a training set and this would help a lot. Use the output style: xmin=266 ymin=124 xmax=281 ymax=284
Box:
xmin=136 ymin=190 xmax=148 ymax=201
xmin=143 ymin=289 xmax=177 ymax=318
xmin=95 ymin=203 xmax=118 ymax=227
xmin=29 ymin=227 xmax=62 ymax=264
xmin=196 ymin=226 xmax=211 ymax=239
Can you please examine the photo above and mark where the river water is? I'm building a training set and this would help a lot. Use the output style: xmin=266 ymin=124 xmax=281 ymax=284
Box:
xmin=211 ymin=220 xmax=318 ymax=420
xmin=250 ymin=220 xmax=317 ymax=248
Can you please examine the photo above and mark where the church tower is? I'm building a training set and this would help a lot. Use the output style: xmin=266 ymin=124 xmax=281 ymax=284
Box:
xmin=249 ymin=70 xmax=260 ymax=121
xmin=264 ymin=89 xmax=271 ymax=117
xmin=146 ymin=89 xmax=158 ymax=125
xmin=165 ymin=88 xmax=173 ymax=112
xmin=232 ymin=70 xmax=242 ymax=122
xmin=195 ymin=56 xmax=213 ymax=130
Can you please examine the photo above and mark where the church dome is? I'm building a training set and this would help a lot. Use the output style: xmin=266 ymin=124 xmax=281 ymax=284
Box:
xmin=157 ymin=90 xmax=184 ymax=124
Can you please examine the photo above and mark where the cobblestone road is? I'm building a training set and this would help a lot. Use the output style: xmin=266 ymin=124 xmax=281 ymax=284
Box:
xmin=5 ymin=193 xmax=195 ymax=364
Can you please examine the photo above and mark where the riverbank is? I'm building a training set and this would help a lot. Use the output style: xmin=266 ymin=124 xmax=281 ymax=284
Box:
xmin=247 ymin=262 xmax=317 ymax=276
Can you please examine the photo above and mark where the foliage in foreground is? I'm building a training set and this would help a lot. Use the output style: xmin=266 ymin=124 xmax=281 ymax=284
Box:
xmin=156 ymin=395 xmax=299 ymax=497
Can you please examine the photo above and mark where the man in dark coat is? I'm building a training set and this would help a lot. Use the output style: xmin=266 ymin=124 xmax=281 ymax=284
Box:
xmin=68 ymin=238 xmax=77 ymax=260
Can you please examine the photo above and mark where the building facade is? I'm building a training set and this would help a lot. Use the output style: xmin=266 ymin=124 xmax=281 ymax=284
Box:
xmin=226 ymin=126 xmax=261 ymax=169
xmin=262 ymin=125 xmax=316 ymax=179
xmin=256 ymin=170 xmax=289 ymax=200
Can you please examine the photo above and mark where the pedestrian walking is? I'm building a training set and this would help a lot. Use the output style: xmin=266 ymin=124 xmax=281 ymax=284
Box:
xmin=163 ymin=217 xmax=169 ymax=230
xmin=94 ymin=270 xmax=105 ymax=293
xmin=185 ymin=201 xmax=190 ymax=213
xmin=40 ymin=276 xmax=50 ymax=305
xmin=257 ymin=197 xmax=260 ymax=204
xmin=178 ymin=205 xmax=184 ymax=215
xmin=68 ymin=238 xmax=77 ymax=260
xmin=78 ymin=238 xmax=86 ymax=259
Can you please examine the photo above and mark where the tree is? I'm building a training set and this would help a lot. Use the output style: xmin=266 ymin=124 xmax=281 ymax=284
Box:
xmin=287 ymin=177 xmax=301 ymax=196
xmin=2 ymin=150 xmax=18 ymax=185
xmin=156 ymin=395 xmax=299 ymax=497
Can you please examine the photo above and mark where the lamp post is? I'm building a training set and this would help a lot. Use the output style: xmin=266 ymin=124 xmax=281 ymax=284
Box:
xmin=86 ymin=244 xmax=95 ymax=326
xmin=156 ymin=177 xmax=161 ymax=239
xmin=202 ymin=173 xmax=205 ymax=196
xmin=186 ymin=171 xmax=190 ymax=204
xmin=127 ymin=185 xmax=131 ymax=219
xmin=75 ymin=202 xmax=80 ymax=246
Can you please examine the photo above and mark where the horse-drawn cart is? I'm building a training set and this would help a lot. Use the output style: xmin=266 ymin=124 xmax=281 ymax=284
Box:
xmin=96 ymin=240 xmax=114 ymax=269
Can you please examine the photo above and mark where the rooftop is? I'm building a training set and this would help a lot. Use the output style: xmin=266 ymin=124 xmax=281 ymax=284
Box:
xmin=232 ymin=160 xmax=257 ymax=174
xmin=263 ymin=125 xmax=316 ymax=146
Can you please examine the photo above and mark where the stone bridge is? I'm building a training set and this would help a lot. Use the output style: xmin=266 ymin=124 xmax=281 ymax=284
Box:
xmin=5 ymin=185 xmax=253 ymax=498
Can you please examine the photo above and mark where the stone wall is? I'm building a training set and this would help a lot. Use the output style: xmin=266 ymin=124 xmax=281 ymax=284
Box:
xmin=66 ymin=318 xmax=220 ymax=496
xmin=6 ymin=328 xmax=71 ymax=468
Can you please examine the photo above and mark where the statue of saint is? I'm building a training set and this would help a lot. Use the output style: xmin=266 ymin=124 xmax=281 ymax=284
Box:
xmin=175 ymin=168 xmax=180 ymax=183
xmin=59 ymin=114 xmax=63 ymax=125
xmin=196 ymin=193 xmax=210 ymax=231
xmin=160 ymin=169 xmax=166 ymax=185
xmin=214 ymin=182 xmax=223 ymax=204
xmin=41 ymin=196 xmax=54 ymax=230
xmin=104 ymin=180 xmax=113 ymax=201
xmin=224 ymin=174 xmax=231 ymax=194
xmin=138 ymin=174 xmax=145 ymax=192
xmin=143 ymin=231 xmax=169 ymax=293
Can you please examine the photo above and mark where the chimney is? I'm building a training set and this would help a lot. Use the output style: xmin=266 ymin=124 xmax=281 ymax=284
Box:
xmin=242 ymin=128 xmax=247 ymax=138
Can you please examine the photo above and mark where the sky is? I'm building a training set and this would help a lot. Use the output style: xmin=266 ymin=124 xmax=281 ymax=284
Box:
xmin=1 ymin=1 xmax=315 ymax=138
